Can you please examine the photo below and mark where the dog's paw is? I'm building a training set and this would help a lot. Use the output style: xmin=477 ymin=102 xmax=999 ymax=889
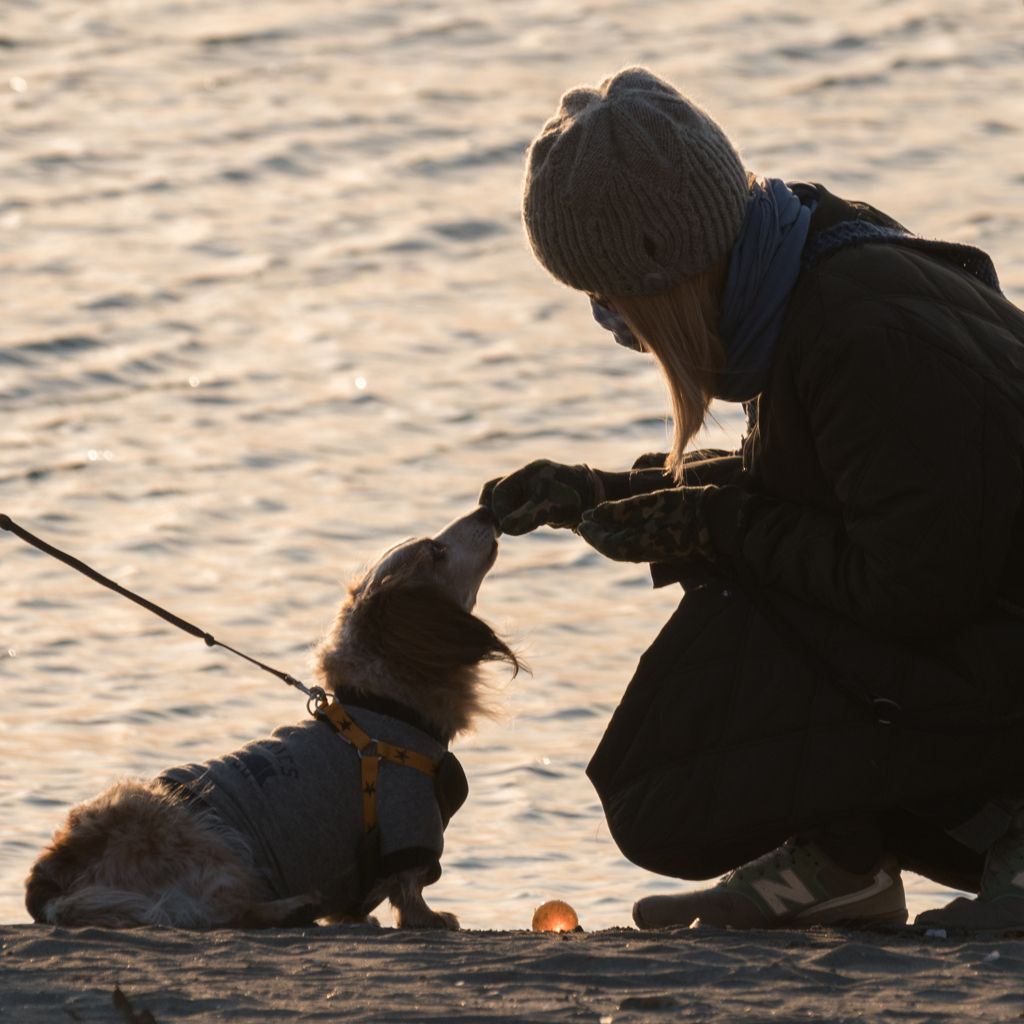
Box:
xmin=397 ymin=908 xmax=461 ymax=930
xmin=434 ymin=910 xmax=460 ymax=931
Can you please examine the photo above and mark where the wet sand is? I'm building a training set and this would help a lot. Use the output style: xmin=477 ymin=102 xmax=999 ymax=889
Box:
xmin=2 ymin=921 xmax=1023 ymax=1022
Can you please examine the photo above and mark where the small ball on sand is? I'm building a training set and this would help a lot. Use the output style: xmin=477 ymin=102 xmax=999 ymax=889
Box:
xmin=532 ymin=900 xmax=579 ymax=932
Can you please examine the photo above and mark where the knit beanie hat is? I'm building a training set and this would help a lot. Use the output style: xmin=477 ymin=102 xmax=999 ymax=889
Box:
xmin=523 ymin=67 xmax=749 ymax=296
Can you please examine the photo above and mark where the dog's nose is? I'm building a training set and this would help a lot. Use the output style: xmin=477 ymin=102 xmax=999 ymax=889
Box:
xmin=474 ymin=504 xmax=501 ymax=534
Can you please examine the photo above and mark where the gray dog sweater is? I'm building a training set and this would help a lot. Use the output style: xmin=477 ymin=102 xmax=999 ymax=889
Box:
xmin=160 ymin=707 xmax=450 ymax=918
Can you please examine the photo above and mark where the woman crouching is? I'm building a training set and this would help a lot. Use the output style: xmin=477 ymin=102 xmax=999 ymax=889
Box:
xmin=481 ymin=67 xmax=1024 ymax=930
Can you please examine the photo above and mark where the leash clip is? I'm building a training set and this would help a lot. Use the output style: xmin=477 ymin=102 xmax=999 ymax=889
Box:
xmin=306 ymin=686 xmax=329 ymax=717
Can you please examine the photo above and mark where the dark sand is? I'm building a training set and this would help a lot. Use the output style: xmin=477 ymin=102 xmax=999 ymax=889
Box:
xmin=2 ymin=922 xmax=1022 ymax=1022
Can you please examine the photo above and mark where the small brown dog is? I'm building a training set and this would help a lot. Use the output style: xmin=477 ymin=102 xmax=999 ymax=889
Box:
xmin=25 ymin=506 xmax=516 ymax=930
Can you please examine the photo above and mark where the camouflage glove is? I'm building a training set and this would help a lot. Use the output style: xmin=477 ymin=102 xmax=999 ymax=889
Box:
xmin=479 ymin=460 xmax=599 ymax=536
xmin=577 ymin=487 xmax=715 ymax=563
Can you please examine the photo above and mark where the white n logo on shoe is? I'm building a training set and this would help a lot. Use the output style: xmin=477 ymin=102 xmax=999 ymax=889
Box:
xmin=752 ymin=869 xmax=816 ymax=916
xmin=1012 ymin=871 xmax=1024 ymax=890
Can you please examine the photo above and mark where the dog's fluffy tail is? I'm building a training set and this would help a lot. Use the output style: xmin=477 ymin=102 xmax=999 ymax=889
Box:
xmin=30 ymin=879 xmax=321 ymax=930
xmin=29 ymin=882 xmax=198 ymax=929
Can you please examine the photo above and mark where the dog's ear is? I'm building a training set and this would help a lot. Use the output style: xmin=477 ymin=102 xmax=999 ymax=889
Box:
xmin=355 ymin=585 xmax=518 ymax=676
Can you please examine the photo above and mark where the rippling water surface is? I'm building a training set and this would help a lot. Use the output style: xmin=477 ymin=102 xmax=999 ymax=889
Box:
xmin=2 ymin=0 xmax=1023 ymax=929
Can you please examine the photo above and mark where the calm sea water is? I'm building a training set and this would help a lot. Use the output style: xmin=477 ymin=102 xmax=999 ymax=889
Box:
xmin=2 ymin=0 xmax=1023 ymax=930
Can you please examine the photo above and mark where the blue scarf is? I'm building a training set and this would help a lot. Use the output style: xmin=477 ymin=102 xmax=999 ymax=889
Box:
xmin=715 ymin=178 xmax=816 ymax=402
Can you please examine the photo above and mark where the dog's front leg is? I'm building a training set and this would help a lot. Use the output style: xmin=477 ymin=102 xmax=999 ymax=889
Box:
xmin=381 ymin=867 xmax=459 ymax=930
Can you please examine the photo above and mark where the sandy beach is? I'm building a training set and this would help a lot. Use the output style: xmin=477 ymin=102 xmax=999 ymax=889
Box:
xmin=3 ymin=921 xmax=1024 ymax=1022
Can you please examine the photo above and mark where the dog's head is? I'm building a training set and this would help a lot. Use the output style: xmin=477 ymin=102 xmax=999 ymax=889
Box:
xmin=314 ymin=506 xmax=517 ymax=742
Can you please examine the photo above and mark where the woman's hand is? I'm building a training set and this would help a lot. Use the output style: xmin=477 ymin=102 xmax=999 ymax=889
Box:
xmin=479 ymin=460 xmax=599 ymax=535
xmin=577 ymin=487 xmax=715 ymax=563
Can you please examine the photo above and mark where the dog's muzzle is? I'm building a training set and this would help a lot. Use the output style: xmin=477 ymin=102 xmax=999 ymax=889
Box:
xmin=474 ymin=503 xmax=502 ymax=536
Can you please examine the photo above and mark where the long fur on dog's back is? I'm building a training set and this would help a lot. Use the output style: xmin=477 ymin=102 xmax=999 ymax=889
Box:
xmin=25 ymin=781 xmax=313 ymax=929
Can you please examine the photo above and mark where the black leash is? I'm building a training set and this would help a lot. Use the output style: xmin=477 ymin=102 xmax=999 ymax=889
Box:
xmin=0 ymin=513 xmax=317 ymax=700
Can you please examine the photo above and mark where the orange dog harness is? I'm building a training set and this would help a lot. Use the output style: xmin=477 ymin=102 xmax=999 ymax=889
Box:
xmin=316 ymin=695 xmax=440 ymax=834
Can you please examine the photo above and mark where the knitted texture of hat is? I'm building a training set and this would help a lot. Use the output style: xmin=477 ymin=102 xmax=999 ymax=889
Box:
xmin=523 ymin=67 xmax=749 ymax=296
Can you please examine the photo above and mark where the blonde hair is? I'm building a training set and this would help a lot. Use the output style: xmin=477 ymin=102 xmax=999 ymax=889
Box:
xmin=604 ymin=256 xmax=729 ymax=482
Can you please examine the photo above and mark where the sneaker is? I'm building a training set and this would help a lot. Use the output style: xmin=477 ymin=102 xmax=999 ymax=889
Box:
xmin=915 ymin=831 xmax=1024 ymax=930
xmin=633 ymin=841 xmax=907 ymax=930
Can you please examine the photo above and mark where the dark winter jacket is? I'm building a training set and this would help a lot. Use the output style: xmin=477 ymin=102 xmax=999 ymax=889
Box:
xmin=586 ymin=187 xmax=1024 ymax=884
